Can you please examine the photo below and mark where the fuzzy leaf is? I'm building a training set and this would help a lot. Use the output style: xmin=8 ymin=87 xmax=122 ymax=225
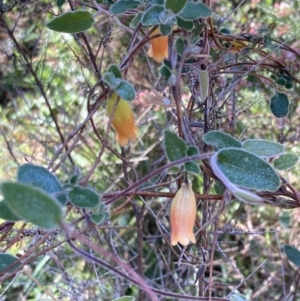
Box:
xmin=17 ymin=163 xmax=67 ymax=205
xmin=179 ymin=2 xmax=212 ymax=20
xmin=274 ymin=153 xmax=299 ymax=170
xmin=184 ymin=161 xmax=200 ymax=174
xmin=199 ymin=70 xmax=209 ymax=101
xmin=164 ymin=130 xmax=187 ymax=162
xmin=1 ymin=182 xmax=63 ymax=229
xmin=211 ymin=148 xmax=280 ymax=191
xmin=0 ymin=253 xmax=21 ymax=274
xmin=284 ymin=244 xmax=300 ymax=266
xmin=270 ymin=92 xmax=289 ymax=118
xmin=115 ymin=80 xmax=136 ymax=101
xmin=242 ymin=139 xmax=284 ymax=157
xmin=203 ymin=131 xmax=241 ymax=149
xmin=141 ymin=5 xmax=164 ymax=26
xmin=110 ymin=0 xmax=140 ymax=15
xmin=69 ymin=186 xmax=100 ymax=208
xmin=165 ymin=0 xmax=187 ymax=14
xmin=47 ymin=11 xmax=94 ymax=33
xmin=0 ymin=201 xmax=21 ymax=221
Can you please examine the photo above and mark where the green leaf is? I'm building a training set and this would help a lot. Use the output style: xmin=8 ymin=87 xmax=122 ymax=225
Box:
xmin=176 ymin=17 xmax=193 ymax=30
xmin=279 ymin=211 xmax=290 ymax=229
xmin=130 ymin=12 xmax=142 ymax=28
xmin=147 ymin=0 xmax=164 ymax=4
xmin=184 ymin=161 xmax=200 ymax=174
xmin=230 ymin=293 xmax=247 ymax=301
xmin=232 ymin=187 xmax=264 ymax=205
xmin=47 ymin=11 xmax=95 ymax=33
xmin=56 ymin=0 xmax=66 ymax=7
xmin=164 ymin=130 xmax=187 ymax=162
xmin=165 ymin=0 xmax=187 ymax=14
xmin=159 ymin=23 xmax=172 ymax=36
xmin=159 ymin=9 xmax=176 ymax=24
xmin=69 ymin=186 xmax=100 ymax=208
xmin=103 ymin=72 xmax=122 ymax=89
xmin=141 ymin=5 xmax=164 ymax=26
xmin=0 ymin=253 xmax=21 ymax=274
xmin=242 ymin=139 xmax=284 ymax=157
xmin=175 ymin=37 xmax=186 ymax=55
xmin=90 ymin=212 xmax=108 ymax=224
xmin=179 ymin=2 xmax=212 ymax=20
xmin=1 ymin=182 xmax=63 ymax=229
xmin=160 ymin=65 xmax=172 ymax=80
xmin=110 ymin=0 xmax=140 ymax=15
xmin=274 ymin=153 xmax=299 ymax=170
xmin=199 ymin=70 xmax=209 ymax=101
xmin=187 ymin=145 xmax=200 ymax=156
xmin=17 ymin=163 xmax=67 ymax=205
xmin=112 ymin=297 xmax=135 ymax=301
xmin=0 ymin=201 xmax=21 ymax=221
xmin=284 ymin=244 xmax=300 ymax=266
xmin=115 ymin=80 xmax=136 ymax=101
xmin=108 ymin=64 xmax=122 ymax=79
xmin=270 ymin=92 xmax=289 ymax=118
xmin=202 ymin=131 xmax=242 ymax=149
xmin=211 ymin=148 xmax=280 ymax=191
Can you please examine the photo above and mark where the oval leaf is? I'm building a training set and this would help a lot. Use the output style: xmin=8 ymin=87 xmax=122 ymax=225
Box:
xmin=159 ymin=23 xmax=172 ymax=36
xmin=179 ymin=2 xmax=212 ymax=20
xmin=242 ymin=139 xmax=284 ymax=157
xmin=165 ymin=0 xmax=187 ymax=14
xmin=130 ymin=12 xmax=143 ymax=28
xmin=203 ymin=131 xmax=241 ymax=149
xmin=17 ymin=163 xmax=67 ymax=205
xmin=184 ymin=161 xmax=201 ymax=175
xmin=164 ymin=130 xmax=187 ymax=162
xmin=1 ymin=182 xmax=63 ymax=229
xmin=110 ymin=0 xmax=140 ymax=15
xmin=47 ymin=11 xmax=94 ymax=33
xmin=115 ymin=80 xmax=136 ymax=101
xmin=0 ymin=253 xmax=21 ymax=274
xmin=103 ymin=72 xmax=122 ymax=89
xmin=108 ymin=64 xmax=122 ymax=79
xmin=69 ymin=186 xmax=100 ymax=208
xmin=274 ymin=153 xmax=299 ymax=170
xmin=160 ymin=65 xmax=172 ymax=80
xmin=270 ymin=92 xmax=289 ymax=118
xmin=284 ymin=244 xmax=300 ymax=267
xmin=232 ymin=187 xmax=264 ymax=205
xmin=187 ymin=145 xmax=200 ymax=156
xmin=112 ymin=297 xmax=135 ymax=301
xmin=141 ymin=5 xmax=164 ymax=26
xmin=0 ymin=201 xmax=21 ymax=221
xmin=57 ymin=0 xmax=65 ymax=7
xmin=199 ymin=70 xmax=209 ymax=101
xmin=176 ymin=17 xmax=193 ymax=30
xmin=230 ymin=294 xmax=247 ymax=301
xmin=212 ymin=148 xmax=280 ymax=191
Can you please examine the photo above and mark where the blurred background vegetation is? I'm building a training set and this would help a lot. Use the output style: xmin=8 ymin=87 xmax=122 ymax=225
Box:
xmin=0 ymin=0 xmax=299 ymax=300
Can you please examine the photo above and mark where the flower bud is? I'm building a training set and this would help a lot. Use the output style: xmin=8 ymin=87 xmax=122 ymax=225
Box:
xmin=147 ymin=28 xmax=169 ymax=63
xmin=107 ymin=93 xmax=139 ymax=146
xmin=170 ymin=182 xmax=197 ymax=246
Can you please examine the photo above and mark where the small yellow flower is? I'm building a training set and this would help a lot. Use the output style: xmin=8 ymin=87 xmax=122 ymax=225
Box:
xmin=147 ymin=28 xmax=169 ymax=63
xmin=107 ymin=93 xmax=139 ymax=146
xmin=170 ymin=182 xmax=197 ymax=246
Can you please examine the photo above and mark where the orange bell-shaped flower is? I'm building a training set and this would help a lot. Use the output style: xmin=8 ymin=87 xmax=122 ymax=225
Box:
xmin=170 ymin=182 xmax=197 ymax=246
xmin=107 ymin=93 xmax=139 ymax=146
xmin=147 ymin=28 xmax=169 ymax=63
